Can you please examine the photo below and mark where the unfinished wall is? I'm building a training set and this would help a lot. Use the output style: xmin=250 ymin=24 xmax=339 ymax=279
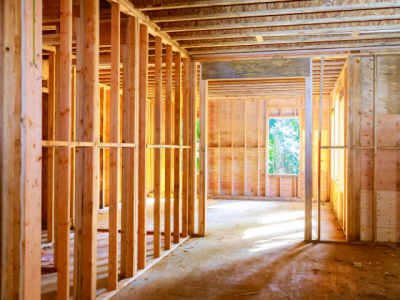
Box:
xmin=355 ymin=56 xmax=400 ymax=242
xmin=329 ymin=61 xmax=348 ymax=233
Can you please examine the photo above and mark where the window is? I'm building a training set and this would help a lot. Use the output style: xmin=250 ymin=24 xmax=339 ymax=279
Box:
xmin=268 ymin=118 xmax=300 ymax=175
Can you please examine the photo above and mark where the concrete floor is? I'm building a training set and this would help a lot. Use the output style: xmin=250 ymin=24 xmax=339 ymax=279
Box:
xmin=114 ymin=200 xmax=400 ymax=300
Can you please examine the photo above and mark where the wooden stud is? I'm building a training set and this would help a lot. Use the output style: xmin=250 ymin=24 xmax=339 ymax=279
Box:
xmin=73 ymin=14 xmax=85 ymax=299
xmin=47 ymin=51 xmax=56 ymax=243
xmin=57 ymin=0 xmax=73 ymax=298
xmin=21 ymin=0 xmax=42 ymax=297
xmin=305 ymin=59 xmax=313 ymax=241
xmin=165 ymin=45 xmax=173 ymax=249
xmin=126 ymin=16 xmax=140 ymax=276
xmin=199 ymin=75 xmax=208 ymax=236
xmin=182 ymin=58 xmax=189 ymax=237
xmin=317 ymin=57 xmax=324 ymax=241
xmin=351 ymin=56 xmax=361 ymax=241
xmin=82 ymin=0 xmax=99 ymax=297
xmin=108 ymin=2 xmax=120 ymax=289
xmin=373 ymin=55 xmax=378 ymax=243
xmin=257 ymin=100 xmax=260 ymax=196
xmin=154 ymin=36 xmax=162 ymax=258
xmin=138 ymin=23 xmax=148 ymax=269
xmin=174 ymin=52 xmax=182 ymax=243
xmin=188 ymin=61 xmax=197 ymax=235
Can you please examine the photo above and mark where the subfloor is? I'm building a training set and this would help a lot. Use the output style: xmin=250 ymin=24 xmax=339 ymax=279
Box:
xmin=114 ymin=200 xmax=400 ymax=300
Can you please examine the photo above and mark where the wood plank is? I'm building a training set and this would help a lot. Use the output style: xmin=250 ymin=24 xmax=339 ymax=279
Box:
xmin=152 ymin=2 xmax=400 ymax=22
xmin=154 ymin=36 xmax=162 ymax=258
xmin=48 ymin=51 xmax=56 ymax=243
xmin=164 ymin=45 xmax=173 ymax=249
xmin=199 ymin=75 xmax=208 ymax=237
xmin=138 ymin=23 xmax=148 ymax=269
xmin=108 ymin=2 xmax=120 ymax=290
xmin=174 ymin=52 xmax=182 ymax=243
xmin=373 ymin=55 xmax=378 ymax=243
xmin=182 ymin=58 xmax=190 ymax=238
xmin=202 ymin=58 xmax=310 ymax=80
xmin=317 ymin=57 xmax=324 ymax=241
xmin=73 ymin=14 xmax=85 ymax=299
xmin=57 ymin=0 xmax=73 ymax=297
xmin=305 ymin=59 xmax=313 ymax=241
xmin=127 ymin=16 xmax=140 ymax=276
xmin=188 ymin=61 xmax=197 ymax=235
xmin=21 ymin=0 xmax=42 ymax=296
xmin=136 ymin=0 xmax=294 ymax=10
xmin=1 ymin=1 xmax=18 ymax=297
xmin=82 ymin=0 xmax=99 ymax=297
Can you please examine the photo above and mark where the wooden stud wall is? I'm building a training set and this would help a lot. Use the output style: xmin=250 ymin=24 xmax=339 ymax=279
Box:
xmin=35 ymin=1 xmax=200 ymax=298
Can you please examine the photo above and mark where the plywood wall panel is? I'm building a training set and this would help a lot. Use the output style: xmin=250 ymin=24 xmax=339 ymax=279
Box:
xmin=232 ymin=149 xmax=245 ymax=172
xmin=377 ymin=57 xmax=400 ymax=115
xmin=377 ymin=150 xmax=400 ymax=192
xmin=361 ymin=150 xmax=373 ymax=191
xmin=268 ymin=98 xmax=302 ymax=107
xmin=233 ymin=172 xmax=244 ymax=196
xmin=220 ymin=171 xmax=232 ymax=195
xmin=208 ymin=171 xmax=219 ymax=195
xmin=220 ymin=131 xmax=232 ymax=147
xmin=377 ymin=115 xmax=400 ymax=146
xmin=269 ymin=177 xmax=280 ymax=197
xmin=361 ymin=57 xmax=374 ymax=115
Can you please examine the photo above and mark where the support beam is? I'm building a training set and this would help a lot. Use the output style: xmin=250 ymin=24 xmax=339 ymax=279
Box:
xmin=47 ymin=51 xmax=56 ymax=243
xmin=82 ymin=0 xmax=99 ymax=298
xmin=182 ymin=58 xmax=190 ymax=238
xmin=188 ymin=61 xmax=197 ymax=235
xmin=126 ymin=16 xmax=140 ymax=276
xmin=304 ymin=59 xmax=313 ymax=241
xmin=317 ymin=57 xmax=324 ymax=241
xmin=21 ymin=0 xmax=42 ymax=297
xmin=108 ymin=2 xmax=120 ymax=290
xmin=138 ymin=23 xmax=148 ymax=269
xmin=153 ymin=2 xmax=400 ymax=22
xmin=136 ymin=0 xmax=294 ymax=10
xmin=199 ymin=75 xmax=208 ymax=237
xmin=373 ymin=55 xmax=378 ymax=243
xmin=57 ymin=0 xmax=73 ymax=298
xmin=154 ymin=36 xmax=162 ymax=258
xmin=164 ymin=45 xmax=173 ymax=250
xmin=174 ymin=52 xmax=182 ymax=243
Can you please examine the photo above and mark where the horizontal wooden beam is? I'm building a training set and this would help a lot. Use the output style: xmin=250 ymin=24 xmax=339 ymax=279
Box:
xmin=180 ymin=33 xmax=400 ymax=49
xmin=202 ymin=58 xmax=310 ymax=79
xmin=105 ymin=0 xmax=191 ymax=58
xmin=152 ymin=2 xmax=400 ymax=22
xmin=163 ymin=14 xmax=400 ymax=32
xmin=136 ymin=0 xmax=295 ymax=11
xmin=171 ymin=24 xmax=400 ymax=41
xmin=188 ymin=40 xmax=400 ymax=55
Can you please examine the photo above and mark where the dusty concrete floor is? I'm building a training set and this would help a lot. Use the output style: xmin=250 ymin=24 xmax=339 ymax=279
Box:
xmin=114 ymin=200 xmax=400 ymax=300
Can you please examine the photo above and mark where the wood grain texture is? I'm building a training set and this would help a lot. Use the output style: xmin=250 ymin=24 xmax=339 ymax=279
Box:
xmin=138 ymin=23 xmax=148 ymax=269
xmin=202 ymin=58 xmax=310 ymax=80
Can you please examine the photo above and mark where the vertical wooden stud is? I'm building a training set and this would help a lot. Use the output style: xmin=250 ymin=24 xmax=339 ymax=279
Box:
xmin=57 ymin=0 xmax=73 ymax=298
xmin=21 ymin=0 xmax=42 ymax=297
xmin=48 ymin=51 xmax=56 ymax=243
xmin=174 ymin=52 xmax=182 ymax=243
xmin=108 ymin=2 xmax=120 ymax=289
xmin=182 ymin=58 xmax=189 ymax=238
xmin=154 ymin=36 xmax=162 ymax=258
xmin=373 ymin=55 xmax=378 ymax=243
xmin=138 ymin=24 xmax=148 ymax=269
xmin=82 ymin=0 xmax=99 ymax=297
xmin=199 ymin=74 xmax=208 ymax=237
xmin=165 ymin=45 xmax=173 ymax=249
xmin=305 ymin=61 xmax=313 ymax=241
xmin=188 ymin=61 xmax=197 ymax=235
xmin=126 ymin=16 xmax=140 ymax=276
xmin=317 ymin=57 xmax=324 ymax=241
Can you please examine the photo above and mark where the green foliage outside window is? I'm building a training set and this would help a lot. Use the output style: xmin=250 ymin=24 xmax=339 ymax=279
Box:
xmin=269 ymin=118 xmax=300 ymax=175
